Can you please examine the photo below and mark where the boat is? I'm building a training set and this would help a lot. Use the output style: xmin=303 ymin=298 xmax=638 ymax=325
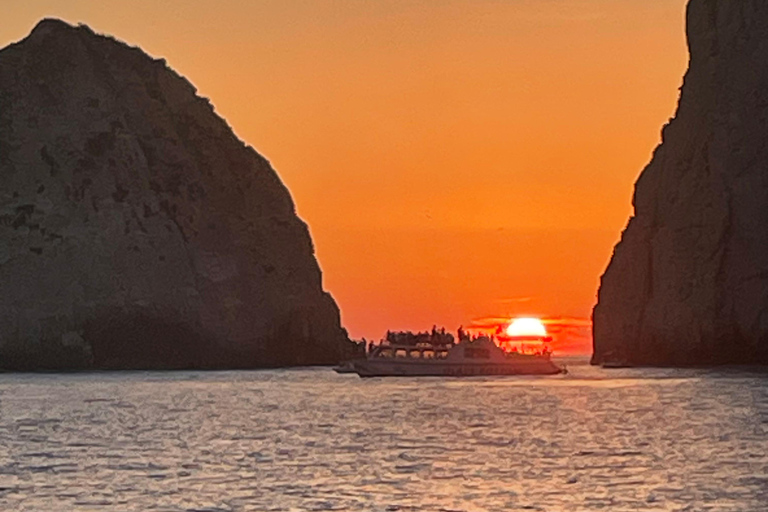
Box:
xmin=347 ymin=335 xmax=564 ymax=377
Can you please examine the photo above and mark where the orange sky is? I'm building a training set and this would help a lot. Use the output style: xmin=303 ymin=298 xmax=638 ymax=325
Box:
xmin=3 ymin=1 xmax=690 ymax=353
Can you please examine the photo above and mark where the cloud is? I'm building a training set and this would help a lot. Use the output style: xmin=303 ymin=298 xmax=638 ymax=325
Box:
xmin=494 ymin=296 xmax=533 ymax=304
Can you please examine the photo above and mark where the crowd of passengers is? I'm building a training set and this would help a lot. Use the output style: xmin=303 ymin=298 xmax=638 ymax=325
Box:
xmin=384 ymin=326 xmax=456 ymax=348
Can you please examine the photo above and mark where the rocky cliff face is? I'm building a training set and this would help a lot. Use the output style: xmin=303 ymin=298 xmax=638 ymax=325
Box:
xmin=594 ymin=0 xmax=768 ymax=366
xmin=0 ymin=19 xmax=349 ymax=369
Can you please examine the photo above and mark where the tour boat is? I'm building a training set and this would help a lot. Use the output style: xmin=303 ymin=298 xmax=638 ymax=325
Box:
xmin=348 ymin=335 xmax=564 ymax=377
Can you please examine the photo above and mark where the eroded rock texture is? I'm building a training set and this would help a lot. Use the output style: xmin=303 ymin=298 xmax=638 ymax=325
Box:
xmin=594 ymin=0 xmax=768 ymax=366
xmin=0 ymin=19 xmax=348 ymax=369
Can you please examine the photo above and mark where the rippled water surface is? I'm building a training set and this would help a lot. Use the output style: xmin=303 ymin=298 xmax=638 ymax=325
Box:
xmin=0 ymin=358 xmax=767 ymax=511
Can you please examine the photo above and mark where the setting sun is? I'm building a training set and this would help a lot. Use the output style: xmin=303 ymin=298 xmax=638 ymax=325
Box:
xmin=506 ymin=318 xmax=547 ymax=338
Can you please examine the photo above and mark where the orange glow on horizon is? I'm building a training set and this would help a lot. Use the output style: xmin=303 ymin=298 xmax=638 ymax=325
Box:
xmin=466 ymin=316 xmax=592 ymax=355
xmin=2 ymin=1 xmax=690 ymax=347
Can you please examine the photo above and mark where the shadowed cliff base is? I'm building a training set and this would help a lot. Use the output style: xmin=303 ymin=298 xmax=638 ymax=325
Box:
xmin=0 ymin=19 xmax=351 ymax=370
xmin=593 ymin=0 xmax=768 ymax=367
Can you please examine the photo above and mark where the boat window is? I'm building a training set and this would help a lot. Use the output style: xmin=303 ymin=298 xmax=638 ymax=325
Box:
xmin=409 ymin=350 xmax=421 ymax=358
xmin=395 ymin=349 xmax=407 ymax=358
xmin=423 ymin=350 xmax=435 ymax=359
xmin=464 ymin=348 xmax=490 ymax=359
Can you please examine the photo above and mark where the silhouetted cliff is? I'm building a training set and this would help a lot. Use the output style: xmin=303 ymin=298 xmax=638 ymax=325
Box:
xmin=594 ymin=0 xmax=768 ymax=366
xmin=0 ymin=19 xmax=349 ymax=370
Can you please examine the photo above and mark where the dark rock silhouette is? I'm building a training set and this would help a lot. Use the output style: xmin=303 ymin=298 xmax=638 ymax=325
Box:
xmin=0 ymin=19 xmax=349 ymax=370
xmin=594 ymin=0 xmax=768 ymax=366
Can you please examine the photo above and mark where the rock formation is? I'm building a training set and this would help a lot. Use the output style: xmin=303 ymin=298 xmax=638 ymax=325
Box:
xmin=0 ymin=19 xmax=349 ymax=370
xmin=594 ymin=0 xmax=768 ymax=366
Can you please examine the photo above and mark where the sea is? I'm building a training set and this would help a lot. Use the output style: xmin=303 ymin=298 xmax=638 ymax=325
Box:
xmin=0 ymin=357 xmax=766 ymax=512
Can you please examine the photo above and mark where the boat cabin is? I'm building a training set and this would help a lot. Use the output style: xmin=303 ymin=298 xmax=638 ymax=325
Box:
xmin=369 ymin=335 xmax=549 ymax=363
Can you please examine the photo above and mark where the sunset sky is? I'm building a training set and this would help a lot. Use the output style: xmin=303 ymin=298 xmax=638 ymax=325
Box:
xmin=3 ymin=0 xmax=690 ymax=353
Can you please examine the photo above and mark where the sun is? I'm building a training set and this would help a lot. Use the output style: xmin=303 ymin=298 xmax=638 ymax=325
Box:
xmin=506 ymin=317 xmax=547 ymax=337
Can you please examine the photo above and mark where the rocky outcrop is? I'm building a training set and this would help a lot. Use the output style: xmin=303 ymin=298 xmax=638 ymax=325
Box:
xmin=593 ymin=0 xmax=768 ymax=366
xmin=0 ymin=19 xmax=349 ymax=370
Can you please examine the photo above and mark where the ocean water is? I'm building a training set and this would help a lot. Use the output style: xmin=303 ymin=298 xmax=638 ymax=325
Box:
xmin=0 ymin=358 xmax=766 ymax=512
